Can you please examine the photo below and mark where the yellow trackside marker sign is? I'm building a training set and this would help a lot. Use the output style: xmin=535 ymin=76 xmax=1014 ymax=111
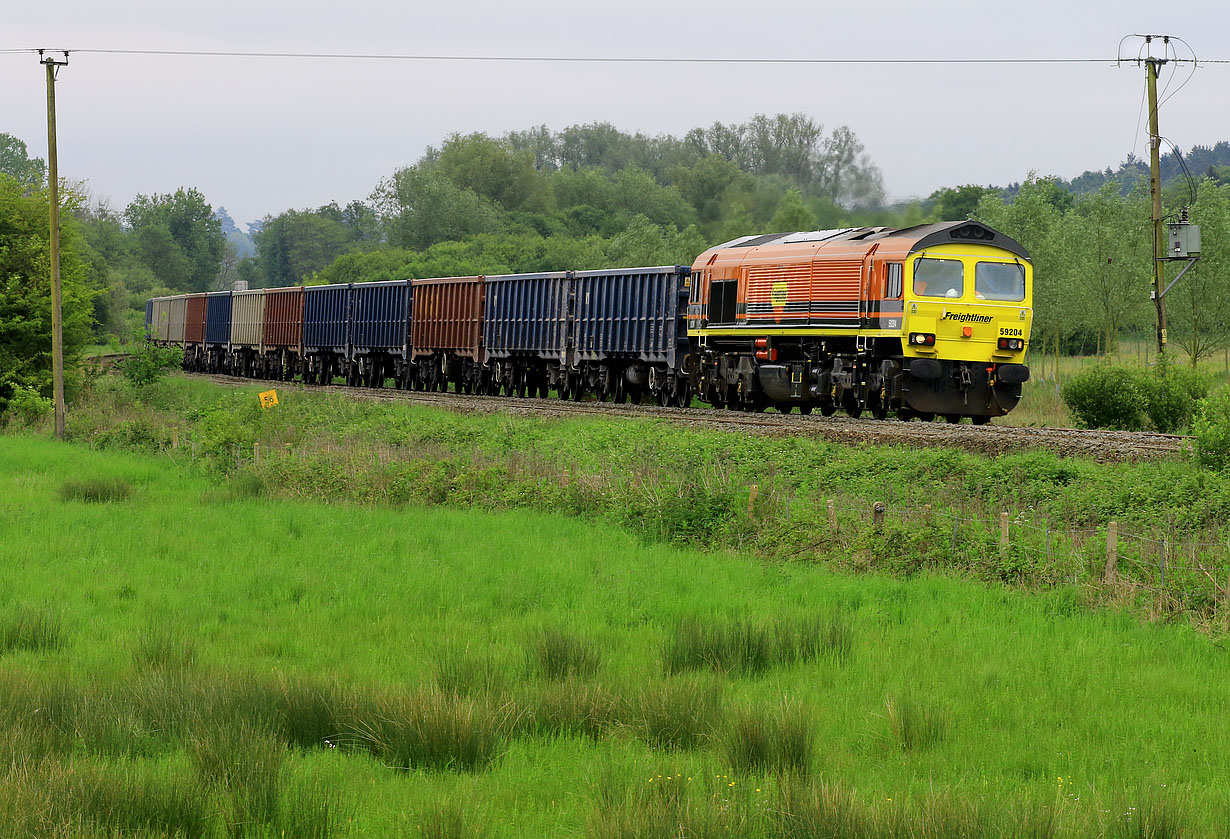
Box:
xmin=258 ymin=389 xmax=279 ymax=409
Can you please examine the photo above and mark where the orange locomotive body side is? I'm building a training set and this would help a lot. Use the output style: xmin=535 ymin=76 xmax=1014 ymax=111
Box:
xmin=692 ymin=230 xmax=922 ymax=331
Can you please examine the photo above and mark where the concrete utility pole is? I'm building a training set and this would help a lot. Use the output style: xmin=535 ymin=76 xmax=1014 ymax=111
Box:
xmin=1146 ymin=54 xmax=1168 ymax=356
xmin=41 ymin=49 xmax=69 ymax=439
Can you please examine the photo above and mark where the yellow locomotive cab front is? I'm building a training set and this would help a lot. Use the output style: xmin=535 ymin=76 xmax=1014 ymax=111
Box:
xmin=902 ymin=242 xmax=1033 ymax=364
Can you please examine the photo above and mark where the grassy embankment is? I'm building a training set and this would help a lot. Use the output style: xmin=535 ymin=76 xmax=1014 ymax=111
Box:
xmin=3 ymin=433 xmax=1230 ymax=837
xmin=60 ymin=373 xmax=1230 ymax=622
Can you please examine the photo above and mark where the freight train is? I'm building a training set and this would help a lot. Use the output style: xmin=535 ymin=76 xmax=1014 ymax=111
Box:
xmin=147 ymin=220 xmax=1033 ymax=422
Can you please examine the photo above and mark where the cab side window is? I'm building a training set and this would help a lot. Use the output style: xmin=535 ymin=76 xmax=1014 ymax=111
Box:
xmin=885 ymin=263 xmax=903 ymax=298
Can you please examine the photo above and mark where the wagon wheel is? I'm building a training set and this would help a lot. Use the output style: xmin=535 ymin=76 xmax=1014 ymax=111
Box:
xmin=972 ymin=416 xmax=990 ymax=426
xmin=945 ymin=414 xmax=963 ymax=424
xmin=799 ymin=404 xmax=813 ymax=415
xmin=613 ymin=377 xmax=627 ymax=404
xmin=673 ymin=380 xmax=691 ymax=409
xmin=627 ymin=386 xmax=643 ymax=405
xmin=916 ymin=411 xmax=935 ymax=423
xmin=896 ymin=408 xmax=914 ymax=421
xmin=570 ymin=373 xmax=585 ymax=402
xmin=658 ymin=384 xmax=673 ymax=407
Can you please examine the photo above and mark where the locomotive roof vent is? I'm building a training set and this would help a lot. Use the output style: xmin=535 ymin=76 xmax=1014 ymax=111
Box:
xmin=949 ymin=223 xmax=996 ymax=242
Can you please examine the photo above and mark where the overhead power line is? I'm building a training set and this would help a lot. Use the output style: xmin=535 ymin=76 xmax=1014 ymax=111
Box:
xmin=2 ymin=47 xmax=1227 ymax=64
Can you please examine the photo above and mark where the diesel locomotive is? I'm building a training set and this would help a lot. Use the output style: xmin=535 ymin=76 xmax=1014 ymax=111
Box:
xmin=688 ymin=220 xmax=1033 ymax=422
xmin=148 ymin=219 xmax=1032 ymax=423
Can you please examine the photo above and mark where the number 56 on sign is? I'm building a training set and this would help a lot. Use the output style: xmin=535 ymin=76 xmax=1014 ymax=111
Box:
xmin=258 ymin=390 xmax=279 ymax=409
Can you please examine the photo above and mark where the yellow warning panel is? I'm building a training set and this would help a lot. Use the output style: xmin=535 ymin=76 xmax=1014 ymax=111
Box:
xmin=258 ymin=389 xmax=279 ymax=409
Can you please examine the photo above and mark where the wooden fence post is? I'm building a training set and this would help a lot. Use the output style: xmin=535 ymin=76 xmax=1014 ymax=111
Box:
xmin=253 ymin=442 xmax=260 ymax=466
xmin=999 ymin=512 xmax=1010 ymax=553
xmin=827 ymin=499 xmax=838 ymax=536
xmin=1104 ymin=521 xmax=1118 ymax=583
xmin=923 ymin=504 xmax=932 ymax=526
xmin=747 ymin=484 xmax=758 ymax=518
xmin=171 ymin=427 xmax=179 ymax=449
xmin=873 ymin=501 xmax=885 ymax=529
xmin=1224 ymin=552 xmax=1230 ymax=606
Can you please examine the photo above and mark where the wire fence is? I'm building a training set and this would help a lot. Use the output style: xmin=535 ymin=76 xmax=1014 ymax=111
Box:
xmin=779 ymin=491 xmax=1230 ymax=612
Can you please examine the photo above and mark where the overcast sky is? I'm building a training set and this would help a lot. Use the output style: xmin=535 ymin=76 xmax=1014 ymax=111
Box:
xmin=5 ymin=0 xmax=1230 ymax=231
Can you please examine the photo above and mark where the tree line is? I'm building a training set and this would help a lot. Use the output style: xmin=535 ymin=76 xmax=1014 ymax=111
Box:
xmin=1 ymin=116 xmax=1227 ymax=415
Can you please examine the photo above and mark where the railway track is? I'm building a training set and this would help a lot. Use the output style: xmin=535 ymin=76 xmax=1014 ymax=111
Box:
xmin=196 ymin=373 xmax=1188 ymax=463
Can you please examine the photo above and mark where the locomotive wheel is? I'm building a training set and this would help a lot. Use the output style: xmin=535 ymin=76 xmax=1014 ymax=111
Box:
xmin=868 ymin=394 xmax=888 ymax=421
xmin=972 ymin=416 xmax=990 ymax=426
xmin=799 ymin=404 xmax=813 ymax=415
xmin=897 ymin=408 xmax=913 ymax=421
xmin=776 ymin=403 xmax=793 ymax=414
xmin=917 ymin=411 xmax=935 ymax=422
xmin=842 ymin=393 xmax=862 ymax=419
xmin=945 ymin=414 xmax=962 ymax=424
xmin=820 ymin=401 xmax=838 ymax=417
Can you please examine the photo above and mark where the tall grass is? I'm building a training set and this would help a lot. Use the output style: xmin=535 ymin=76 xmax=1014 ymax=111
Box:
xmin=662 ymin=614 xmax=852 ymax=676
xmin=517 ymin=677 xmax=622 ymax=740
xmin=880 ymin=695 xmax=951 ymax=752
xmin=433 ymin=642 xmax=512 ymax=697
xmin=0 ymin=759 xmax=212 ymax=839
xmin=415 ymin=799 xmax=488 ymax=839
xmin=624 ymin=673 xmax=724 ymax=750
xmin=526 ymin=626 xmax=603 ymax=680
xmin=132 ymin=623 xmax=197 ymax=671
xmin=721 ymin=700 xmax=814 ymax=776
xmin=349 ymin=689 xmax=506 ymax=772
xmin=0 ymin=605 xmax=66 ymax=654
xmin=58 ymin=476 xmax=132 ymax=503
xmin=189 ymin=720 xmax=286 ymax=833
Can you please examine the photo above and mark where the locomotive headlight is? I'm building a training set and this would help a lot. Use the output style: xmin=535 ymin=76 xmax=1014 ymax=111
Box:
xmin=909 ymin=332 xmax=936 ymax=347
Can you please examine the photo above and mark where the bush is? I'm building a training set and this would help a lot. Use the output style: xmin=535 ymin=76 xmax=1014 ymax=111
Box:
xmin=1138 ymin=355 xmax=1209 ymax=433
xmin=1062 ymin=359 xmax=1207 ymax=432
xmin=3 ymin=383 xmax=53 ymax=427
xmin=1061 ymin=364 xmax=1145 ymax=430
xmin=120 ymin=341 xmax=183 ymax=387
xmin=1193 ymin=388 xmax=1230 ymax=470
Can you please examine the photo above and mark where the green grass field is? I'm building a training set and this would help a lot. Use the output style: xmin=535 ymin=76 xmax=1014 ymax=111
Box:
xmin=3 ymin=433 xmax=1230 ymax=837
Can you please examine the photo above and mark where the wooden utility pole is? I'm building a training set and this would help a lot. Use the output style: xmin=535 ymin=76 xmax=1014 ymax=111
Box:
xmin=1146 ymin=54 xmax=1168 ymax=356
xmin=41 ymin=50 xmax=69 ymax=439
